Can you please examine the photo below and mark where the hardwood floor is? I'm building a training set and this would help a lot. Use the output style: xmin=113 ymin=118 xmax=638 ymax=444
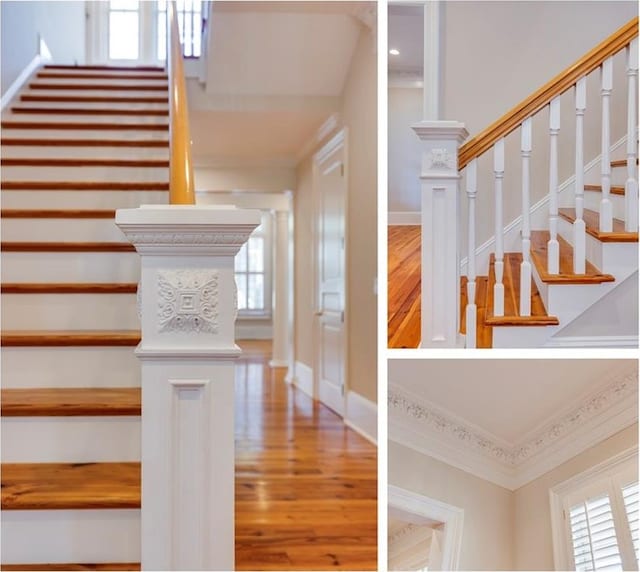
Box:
xmin=234 ymin=341 xmax=378 ymax=570
xmin=387 ymin=226 xmax=420 ymax=348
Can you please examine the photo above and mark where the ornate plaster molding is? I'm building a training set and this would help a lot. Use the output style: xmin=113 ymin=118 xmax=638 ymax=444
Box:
xmin=157 ymin=270 xmax=219 ymax=334
xmin=389 ymin=368 xmax=638 ymax=469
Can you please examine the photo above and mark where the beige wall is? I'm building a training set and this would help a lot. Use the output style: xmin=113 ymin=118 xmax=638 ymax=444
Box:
xmin=293 ymin=26 xmax=377 ymax=403
xmin=389 ymin=441 xmax=515 ymax=571
xmin=194 ymin=166 xmax=296 ymax=193
xmin=514 ymin=422 xmax=639 ymax=571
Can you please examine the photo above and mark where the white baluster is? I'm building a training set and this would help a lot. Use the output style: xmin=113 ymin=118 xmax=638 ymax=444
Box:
xmin=493 ymin=138 xmax=505 ymax=317
xmin=574 ymin=77 xmax=587 ymax=274
xmin=548 ymin=98 xmax=561 ymax=274
xmin=600 ymin=57 xmax=613 ymax=232
xmin=466 ymin=159 xmax=477 ymax=347
xmin=520 ymin=118 xmax=532 ymax=317
xmin=626 ymin=37 xmax=639 ymax=232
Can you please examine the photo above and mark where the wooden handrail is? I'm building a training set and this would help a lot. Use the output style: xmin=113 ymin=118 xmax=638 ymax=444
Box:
xmin=167 ymin=0 xmax=195 ymax=204
xmin=458 ymin=17 xmax=639 ymax=170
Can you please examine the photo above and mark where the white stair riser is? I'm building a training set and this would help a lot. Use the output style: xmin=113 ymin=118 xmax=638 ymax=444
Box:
xmin=36 ymin=69 xmax=166 ymax=78
xmin=19 ymin=88 xmax=167 ymax=99
xmin=557 ymin=216 xmax=605 ymax=270
xmin=583 ymin=190 xmax=625 ymax=220
xmin=2 ymin=190 xmax=168 ymax=209
xmin=4 ymin=112 xmax=168 ymax=126
xmin=1 ymin=510 xmax=140 ymax=564
xmin=2 ymin=219 xmax=127 ymax=242
xmin=13 ymin=101 xmax=168 ymax=111
xmin=2 ymin=347 xmax=140 ymax=388
xmin=1 ymin=129 xmax=168 ymax=141
xmin=2 ymin=166 xmax=168 ymax=182
xmin=1 ymin=417 xmax=140 ymax=462
xmin=2 ymin=252 xmax=140 ymax=282
xmin=2 ymin=294 xmax=139 ymax=330
xmin=492 ymin=325 xmax=557 ymax=348
xmin=1 ymin=145 xmax=169 ymax=160
xmin=30 ymin=77 xmax=166 ymax=87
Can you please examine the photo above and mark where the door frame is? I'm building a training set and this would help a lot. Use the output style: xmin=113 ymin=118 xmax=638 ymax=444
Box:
xmin=311 ymin=127 xmax=349 ymax=416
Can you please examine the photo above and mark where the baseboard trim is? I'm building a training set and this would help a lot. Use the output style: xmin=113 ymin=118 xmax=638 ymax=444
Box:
xmin=1 ymin=38 xmax=52 ymax=112
xmin=292 ymin=361 xmax=313 ymax=398
xmin=388 ymin=211 xmax=420 ymax=225
xmin=544 ymin=335 xmax=639 ymax=348
xmin=344 ymin=391 xmax=377 ymax=444
xmin=234 ymin=323 xmax=273 ymax=339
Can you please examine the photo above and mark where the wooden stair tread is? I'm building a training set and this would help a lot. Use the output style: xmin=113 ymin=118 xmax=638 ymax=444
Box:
xmin=1 ymin=462 xmax=140 ymax=510
xmin=611 ymin=159 xmax=638 ymax=167
xmin=1 ymin=138 xmax=169 ymax=148
xmin=459 ymin=275 xmax=493 ymax=348
xmin=1 ymin=388 xmax=141 ymax=417
xmin=1 ymin=242 xmax=135 ymax=252
xmin=1 ymin=209 xmax=116 ymax=218
xmin=1 ymin=283 xmax=137 ymax=293
xmin=558 ymin=208 xmax=638 ymax=242
xmin=530 ymin=230 xmax=616 ymax=283
xmin=1 ymin=158 xmax=169 ymax=168
xmin=21 ymin=94 xmax=168 ymax=103
xmin=584 ymin=183 xmax=625 ymax=195
xmin=1 ymin=120 xmax=167 ymax=131
xmin=44 ymin=64 xmax=165 ymax=72
xmin=37 ymin=72 xmax=168 ymax=81
xmin=11 ymin=107 xmax=168 ymax=117
xmin=485 ymin=252 xmax=559 ymax=326
xmin=1 ymin=330 xmax=141 ymax=346
xmin=29 ymin=83 xmax=167 ymax=91
xmin=2 ymin=181 xmax=169 ymax=191
xmin=0 ymin=563 xmax=140 ymax=571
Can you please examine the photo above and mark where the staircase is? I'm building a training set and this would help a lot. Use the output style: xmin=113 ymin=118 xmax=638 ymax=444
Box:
xmin=416 ymin=17 xmax=639 ymax=348
xmin=1 ymin=64 xmax=170 ymax=569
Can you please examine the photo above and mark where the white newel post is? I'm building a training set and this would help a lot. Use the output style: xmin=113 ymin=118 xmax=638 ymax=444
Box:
xmin=270 ymin=209 xmax=289 ymax=368
xmin=412 ymin=121 xmax=469 ymax=348
xmin=115 ymin=205 xmax=261 ymax=571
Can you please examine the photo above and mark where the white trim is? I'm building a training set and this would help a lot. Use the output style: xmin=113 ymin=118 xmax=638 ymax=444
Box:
xmin=292 ymin=361 xmax=313 ymax=398
xmin=296 ymin=113 xmax=341 ymax=164
xmin=388 ymin=485 xmax=464 ymax=571
xmin=423 ymin=0 xmax=441 ymax=119
xmin=388 ymin=211 xmax=421 ymax=225
xmin=0 ymin=36 xmax=52 ymax=111
xmin=344 ymin=391 xmax=377 ymax=444
xmin=543 ymin=335 xmax=639 ymax=348
xmin=549 ymin=446 xmax=639 ymax=571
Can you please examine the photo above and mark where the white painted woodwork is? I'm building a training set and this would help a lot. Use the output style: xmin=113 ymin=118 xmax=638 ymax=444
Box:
xmin=1 ymin=218 xmax=129 ymax=243
xmin=1 ymin=510 xmax=140 ymax=565
xmin=520 ymin=119 xmax=532 ymax=316
xmin=465 ymin=159 xmax=477 ymax=347
xmin=26 ymin=78 xmax=167 ymax=88
xmin=413 ymin=121 xmax=468 ymax=348
xmin=0 ymin=144 xmax=169 ymax=160
xmin=2 ymin=112 xmax=168 ymax=127
xmin=1 ymin=128 xmax=168 ymax=141
xmin=493 ymin=138 xmax=505 ymax=317
xmin=12 ymin=100 xmax=169 ymax=111
xmin=1 ymin=347 xmax=140 ymax=389
xmin=269 ymin=209 xmax=289 ymax=368
xmin=574 ymin=78 xmax=587 ymax=274
xmin=422 ymin=1 xmax=441 ymax=120
xmin=313 ymin=131 xmax=346 ymax=415
xmin=1 ymin=190 xmax=169 ymax=209
xmin=115 ymin=205 xmax=260 ymax=571
xmin=2 ymin=166 xmax=168 ymax=183
xmin=1 ymin=417 xmax=140 ymax=463
xmin=1 ymin=252 xmax=140 ymax=283
xmin=1 ymin=293 xmax=139 ymax=330
xmin=548 ymin=97 xmax=561 ymax=274
xmin=600 ymin=57 xmax=614 ymax=232
xmin=625 ymin=38 xmax=639 ymax=232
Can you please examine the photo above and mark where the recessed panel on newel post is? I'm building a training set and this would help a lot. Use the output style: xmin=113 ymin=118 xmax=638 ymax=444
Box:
xmin=116 ymin=205 xmax=261 ymax=571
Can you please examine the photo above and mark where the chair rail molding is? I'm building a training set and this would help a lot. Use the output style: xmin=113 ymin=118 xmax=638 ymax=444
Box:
xmin=116 ymin=205 xmax=260 ymax=571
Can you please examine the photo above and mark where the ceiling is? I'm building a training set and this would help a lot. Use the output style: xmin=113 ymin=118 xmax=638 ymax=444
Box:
xmin=388 ymin=4 xmax=423 ymax=75
xmin=189 ymin=1 xmax=373 ymax=167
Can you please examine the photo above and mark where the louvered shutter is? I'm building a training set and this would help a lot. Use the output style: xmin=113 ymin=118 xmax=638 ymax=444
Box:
xmin=622 ymin=483 xmax=639 ymax=565
xmin=569 ymin=493 xmax=623 ymax=571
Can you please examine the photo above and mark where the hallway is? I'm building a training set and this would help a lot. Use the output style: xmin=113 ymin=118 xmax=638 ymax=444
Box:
xmin=235 ymin=342 xmax=378 ymax=571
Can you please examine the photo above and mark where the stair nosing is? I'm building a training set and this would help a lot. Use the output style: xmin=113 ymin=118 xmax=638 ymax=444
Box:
xmin=0 ymin=138 xmax=169 ymax=148
xmin=1 ymin=158 xmax=169 ymax=168
xmin=11 ymin=107 xmax=169 ymax=117
xmin=1 ymin=330 xmax=141 ymax=347
xmin=1 ymin=120 xmax=168 ymax=131
xmin=558 ymin=207 xmax=638 ymax=243
xmin=1 ymin=209 xmax=116 ymax=219
xmin=2 ymin=181 xmax=169 ymax=191
xmin=1 ymin=283 xmax=137 ymax=294
xmin=1 ymin=242 xmax=136 ymax=252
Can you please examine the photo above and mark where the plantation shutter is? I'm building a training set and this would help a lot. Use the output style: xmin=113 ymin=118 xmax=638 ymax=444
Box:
xmin=622 ymin=483 xmax=639 ymax=564
xmin=569 ymin=493 xmax=623 ymax=571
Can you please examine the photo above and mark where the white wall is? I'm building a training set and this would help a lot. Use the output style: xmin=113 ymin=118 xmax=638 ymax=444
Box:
xmin=389 ymin=441 xmax=515 ymax=571
xmin=514 ymin=423 xmax=639 ymax=570
xmin=1 ymin=0 xmax=85 ymax=96
xmin=388 ymin=87 xmax=422 ymax=216
xmin=194 ymin=166 xmax=296 ymax=194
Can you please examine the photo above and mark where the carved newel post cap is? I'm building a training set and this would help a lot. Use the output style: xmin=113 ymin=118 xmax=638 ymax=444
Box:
xmin=411 ymin=121 xmax=469 ymax=143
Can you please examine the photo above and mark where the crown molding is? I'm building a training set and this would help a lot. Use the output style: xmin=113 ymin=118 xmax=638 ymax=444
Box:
xmin=389 ymin=366 xmax=638 ymax=490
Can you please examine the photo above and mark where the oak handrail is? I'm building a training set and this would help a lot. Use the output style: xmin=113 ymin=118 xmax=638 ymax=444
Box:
xmin=458 ymin=17 xmax=639 ymax=170
xmin=167 ymin=0 xmax=195 ymax=204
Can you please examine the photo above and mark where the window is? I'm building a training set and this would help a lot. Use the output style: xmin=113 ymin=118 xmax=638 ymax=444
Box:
xmin=108 ymin=0 xmax=140 ymax=60
xmin=157 ymin=0 xmax=205 ymax=60
xmin=551 ymin=449 xmax=639 ymax=571
xmin=235 ymin=213 xmax=272 ymax=317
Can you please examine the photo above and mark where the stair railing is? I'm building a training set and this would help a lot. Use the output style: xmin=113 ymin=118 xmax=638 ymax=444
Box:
xmin=167 ymin=0 xmax=195 ymax=205
xmin=413 ymin=17 xmax=638 ymax=348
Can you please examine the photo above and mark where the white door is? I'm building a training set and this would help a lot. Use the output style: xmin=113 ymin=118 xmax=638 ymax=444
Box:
xmin=313 ymin=130 xmax=347 ymax=417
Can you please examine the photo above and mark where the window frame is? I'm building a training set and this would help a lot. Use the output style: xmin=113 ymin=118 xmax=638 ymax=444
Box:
xmin=550 ymin=446 xmax=639 ymax=571
xmin=157 ymin=0 xmax=207 ymax=60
